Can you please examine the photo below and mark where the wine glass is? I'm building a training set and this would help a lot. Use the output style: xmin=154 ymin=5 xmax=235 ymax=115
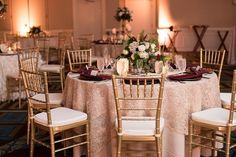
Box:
xmin=97 ymin=58 xmax=105 ymax=72
xmin=176 ymin=58 xmax=186 ymax=72
xmin=136 ymin=59 xmax=143 ymax=74
xmin=103 ymin=47 xmax=110 ymax=69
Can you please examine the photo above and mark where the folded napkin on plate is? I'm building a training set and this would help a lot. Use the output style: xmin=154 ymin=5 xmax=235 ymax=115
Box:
xmin=168 ymin=72 xmax=202 ymax=81
xmin=78 ymin=67 xmax=111 ymax=81
xmin=186 ymin=66 xmax=213 ymax=74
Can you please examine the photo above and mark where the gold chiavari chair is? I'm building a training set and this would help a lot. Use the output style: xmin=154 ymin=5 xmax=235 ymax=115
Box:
xmin=18 ymin=49 xmax=63 ymax=144
xmin=73 ymin=34 xmax=94 ymax=50
xmin=67 ymin=49 xmax=92 ymax=72
xmin=200 ymin=48 xmax=225 ymax=81
xmin=188 ymin=69 xmax=236 ymax=157
xmin=111 ymin=74 xmax=165 ymax=157
xmin=6 ymin=48 xmax=39 ymax=109
xmin=39 ymin=46 xmax=66 ymax=91
xmin=20 ymin=69 xmax=90 ymax=157
xmin=220 ymin=70 xmax=236 ymax=110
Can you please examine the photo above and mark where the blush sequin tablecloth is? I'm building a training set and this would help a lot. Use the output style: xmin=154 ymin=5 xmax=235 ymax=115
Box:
xmin=63 ymin=72 xmax=221 ymax=157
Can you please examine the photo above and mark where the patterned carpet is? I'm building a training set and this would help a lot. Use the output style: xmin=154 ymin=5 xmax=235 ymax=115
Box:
xmin=0 ymin=65 xmax=236 ymax=157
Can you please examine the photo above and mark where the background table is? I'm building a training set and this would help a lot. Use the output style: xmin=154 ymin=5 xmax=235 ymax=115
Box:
xmin=0 ymin=53 xmax=20 ymax=101
xmin=63 ymin=72 xmax=221 ymax=157
xmin=93 ymin=44 xmax=123 ymax=58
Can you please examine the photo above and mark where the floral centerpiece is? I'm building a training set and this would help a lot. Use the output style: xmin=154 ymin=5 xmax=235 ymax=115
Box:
xmin=28 ymin=26 xmax=41 ymax=36
xmin=117 ymin=31 xmax=170 ymax=73
xmin=0 ymin=0 xmax=7 ymax=18
xmin=114 ymin=7 xmax=132 ymax=33
xmin=114 ymin=7 xmax=132 ymax=22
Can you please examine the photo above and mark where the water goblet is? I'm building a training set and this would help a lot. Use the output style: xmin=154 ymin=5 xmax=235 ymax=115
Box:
xmin=97 ymin=58 xmax=105 ymax=72
xmin=176 ymin=58 xmax=187 ymax=72
xmin=136 ymin=59 xmax=143 ymax=74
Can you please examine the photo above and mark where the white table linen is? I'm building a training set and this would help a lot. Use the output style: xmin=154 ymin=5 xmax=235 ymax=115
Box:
xmin=63 ymin=72 xmax=221 ymax=157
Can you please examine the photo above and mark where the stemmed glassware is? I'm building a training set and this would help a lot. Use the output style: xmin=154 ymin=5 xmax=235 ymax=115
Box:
xmin=136 ymin=59 xmax=143 ymax=74
xmin=97 ymin=58 xmax=105 ymax=72
xmin=175 ymin=55 xmax=187 ymax=72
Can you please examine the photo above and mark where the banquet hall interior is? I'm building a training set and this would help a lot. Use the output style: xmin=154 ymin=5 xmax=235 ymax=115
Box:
xmin=0 ymin=0 xmax=236 ymax=157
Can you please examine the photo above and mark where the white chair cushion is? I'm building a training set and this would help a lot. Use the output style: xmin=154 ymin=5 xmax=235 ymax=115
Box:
xmin=39 ymin=64 xmax=63 ymax=73
xmin=220 ymin=92 xmax=231 ymax=106
xmin=192 ymin=107 xmax=236 ymax=126
xmin=32 ymin=93 xmax=63 ymax=105
xmin=116 ymin=117 xmax=165 ymax=136
xmin=34 ymin=107 xmax=87 ymax=127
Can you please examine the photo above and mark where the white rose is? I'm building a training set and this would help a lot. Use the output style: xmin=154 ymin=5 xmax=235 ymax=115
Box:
xmin=139 ymin=51 xmax=149 ymax=59
xmin=138 ymin=45 xmax=146 ymax=52
xmin=129 ymin=41 xmax=138 ymax=52
xmin=119 ymin=12 xmax=123 ymax=17
xmin=151 ymin=44 xmax=156 ymax=50
xmin=122 ymin=50 xmax=129 ymax=55
xmin=144 ymin=42 xmax=150 ymax=49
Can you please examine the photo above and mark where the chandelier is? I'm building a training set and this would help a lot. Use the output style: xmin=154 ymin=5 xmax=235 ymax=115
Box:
xmin=0 ymin=0 xmax=7 ymax=19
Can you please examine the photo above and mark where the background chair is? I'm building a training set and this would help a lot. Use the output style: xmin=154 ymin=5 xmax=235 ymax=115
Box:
xmin=220 ymin=70 xmax=236 ymax=109
xmin=20 ymin=69 xmax=90 ymax=157
xmin=73 ymin=34 xmax=94 ymax=50
xmin=39 ymin=46 xmax=66 ymax=91
xmin=18 ymin=50 xmax=63 ymax=144
xmin=6 ymin=48 xmax=39 ymax=109
xmin=67 ymin=49 xmax=92 ymax=72
xmin=111 ymin=74 xmax=165 ymax=157
xmin=200 ymin=48 xmax=225 ymax=81
xmin=188 ymin=70 xmax=236 ymax=157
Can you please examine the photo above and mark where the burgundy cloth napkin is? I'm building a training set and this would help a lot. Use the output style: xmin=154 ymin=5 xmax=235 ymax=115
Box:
xmin=168 ymin=73 xmax=202 ymax=81
xmin=168 ymin=67 xmax=212 ymax=81
xmin=78 ymin=67 xmax=111 ymax=81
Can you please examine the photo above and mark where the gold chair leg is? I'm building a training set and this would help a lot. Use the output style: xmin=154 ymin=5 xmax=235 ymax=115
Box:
xmin=156 ymin=136 xmax=162 ymax=157
xmin=18 ymin=79 xmax=22 ymax=109
xmin=27 ymin=106 xmax=30 ymax=145
xmin=60 ymin=70 xmax=64 ymax=91
xmin=86 ymin=122 xmax=90 ymax=157
xmin=117 ymin=135 xmax=122 ymax=157
xmin=30 ymin=120 xmax=35 ymax=157
xmin=225 ymin=127 xmax=231 ymax=157
xmin=50 ymin=129 xmax=56 ymax=157
xmin=188 ymin=120 xmax=193 ymax=157
xmin=211 ymin=131 xmax=216 ymax=157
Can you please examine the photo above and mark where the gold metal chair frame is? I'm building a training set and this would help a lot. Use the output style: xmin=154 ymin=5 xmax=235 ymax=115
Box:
xmin=20 ymin=69 xmax=90 ymax=157
xmin=6 ymin=48 xmax=39 ymax=109
xmin=67 ymin=49 xmax=92 ymax=72
xmin=188 ymin=70 xmax=236 ymax=157
xmin=200 ymin=48 xmax=225 ymax=81
xmin=112 ymin=74 xmax=165 ymax=157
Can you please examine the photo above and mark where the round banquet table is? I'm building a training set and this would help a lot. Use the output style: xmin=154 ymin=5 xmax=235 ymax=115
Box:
xmin=63 ymin=72 xmax=221 ymax=157
xmin=0 ymin=53 xmax=21 ymax=101
xmin=0 ymin=53 xmax=44 ymax=102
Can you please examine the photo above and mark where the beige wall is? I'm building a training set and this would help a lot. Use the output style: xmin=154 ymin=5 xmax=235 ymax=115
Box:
xmin=0 ymin=0 xmax=73 ymax=34
xmin=158 ymin=0 xmax=236 ymax=27
xmin=105 ymin=0 xmax=119 ymax=29
xmin=47 ymin=0 xmax=73 ymax=30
